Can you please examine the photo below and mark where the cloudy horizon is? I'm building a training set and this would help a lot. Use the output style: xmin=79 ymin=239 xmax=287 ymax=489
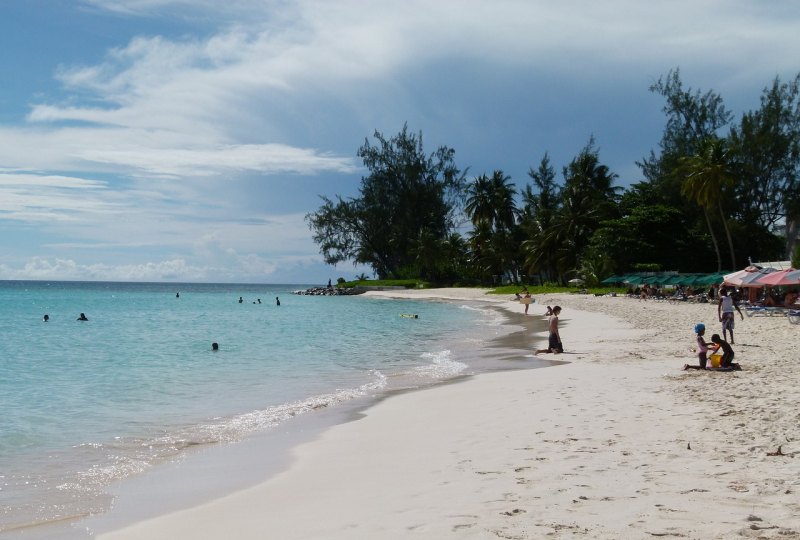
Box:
xmin=1 ymin=0 xmax=798 ymax=283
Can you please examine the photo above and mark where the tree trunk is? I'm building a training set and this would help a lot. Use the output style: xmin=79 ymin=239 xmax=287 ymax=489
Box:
xmin=718 ymin=200 xmax=737 ymax=271
xmin=786 ymin=215 xmax=799 ymax=262
xmin=704 ymin=208 xmax=723 ymax=272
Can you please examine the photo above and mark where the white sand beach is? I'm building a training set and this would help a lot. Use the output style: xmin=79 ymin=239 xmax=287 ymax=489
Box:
xmin=96 ymin=289 xmax=800 ymax=539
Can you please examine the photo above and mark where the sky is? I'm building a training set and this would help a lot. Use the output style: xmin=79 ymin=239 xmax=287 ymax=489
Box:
xmin=0 ymin=1 xmax=798 ymax=284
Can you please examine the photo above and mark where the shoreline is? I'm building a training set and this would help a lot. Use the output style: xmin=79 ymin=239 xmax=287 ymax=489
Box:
xmin=60 ymin=290 xmax=547 ymax=538
xmin=93 ymin=290 xmax=799 ymax=538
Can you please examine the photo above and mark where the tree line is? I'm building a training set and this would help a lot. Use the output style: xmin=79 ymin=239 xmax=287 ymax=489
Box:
xmin=307 ymin=69 xmax=800 ymax=286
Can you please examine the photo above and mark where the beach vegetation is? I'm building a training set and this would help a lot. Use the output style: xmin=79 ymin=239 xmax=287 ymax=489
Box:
xmin=489 ymin=284 xmax=624 ymax=296
xmin=522 ymin=139 xmax=620 ymax=284
xmin=306 ymin=124 xmax=466 ymax=280
xmin=310 ymin=69 xmax=799 ymax=286
xmin=677 ymin=137 xmax=738 ymax=271
xmin=728 ymin=74 xmax=800 ymax=260
xmin=465 ymin=170 xmax=522 ymax=283
xmin=339 ymin=279 xmax=431 ymax=289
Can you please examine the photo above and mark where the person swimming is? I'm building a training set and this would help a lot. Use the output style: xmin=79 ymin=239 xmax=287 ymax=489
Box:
xmin=211 ymin=342 xmax=219 ymax=351
xmin=77 ymin=313 xmax=88 ymax=321
xmin=43 ymin=314 xmax=49 ymax=322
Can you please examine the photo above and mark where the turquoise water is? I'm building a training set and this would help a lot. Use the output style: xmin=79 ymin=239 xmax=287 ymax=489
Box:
xmin=0 ymin=281 xmax=506 ymax=532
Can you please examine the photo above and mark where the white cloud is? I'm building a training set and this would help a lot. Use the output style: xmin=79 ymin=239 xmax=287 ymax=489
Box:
xmin=78 ymin=143 xmax=357 ymax=177
xmin=2 ymin=0 xmax=799 ymax=282
xmin=15 ymin=1 xmax=800 ymax=182
xmin=0 ymin=173 xmax=121 ymax=222
xmin=0 ymin=127 xmax=357 ymax=178
xmin=1 ymin=257 xmax=212 ymax=282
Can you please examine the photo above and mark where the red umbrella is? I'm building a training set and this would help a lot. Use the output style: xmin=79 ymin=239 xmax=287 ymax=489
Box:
xmin=723 ymin=266 xmax=777 ymax=287
xmin=754 ymin=268 xmax=799 ymax=286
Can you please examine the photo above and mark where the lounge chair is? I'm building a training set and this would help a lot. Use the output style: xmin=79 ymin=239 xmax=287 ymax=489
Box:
xmin=745 ymin=305 xmax=789 ymax=317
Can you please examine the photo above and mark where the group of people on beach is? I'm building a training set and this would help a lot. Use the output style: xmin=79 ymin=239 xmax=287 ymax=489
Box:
xmin=684 ymin=324 xmax=740 ymax=371
xmin=762 ymin=288 xmax=799 ymax=308
xmin=528 ymin=283 xmax=750 ymax=371
xmin=684 ymin=287 xmax=744 ymax=371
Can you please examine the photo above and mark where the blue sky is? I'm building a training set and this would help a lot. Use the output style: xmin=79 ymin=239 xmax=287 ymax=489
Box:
xmin=1 ymin=1 xmax=798 ymax=283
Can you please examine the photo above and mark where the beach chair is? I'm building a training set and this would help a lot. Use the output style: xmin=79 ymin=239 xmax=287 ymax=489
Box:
xmin=744 ymin=305 xmax=787 ymax=317
xmin=767 ymin=307 xmax=790 ymax=316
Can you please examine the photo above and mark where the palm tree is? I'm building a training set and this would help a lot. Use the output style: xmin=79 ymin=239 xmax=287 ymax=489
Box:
xmin=520 ymin=155 xmax=560 ymax=282
xmin=440 ymin=232 xmax=469 ymax=281
xmin=679 ymin=137 xmax=738 ymax=271
xmin=466 ymin=220 xmax=492 ymax=282
xmin=411 ymin=228 xmax=442 ymax=280
xmin=489 ymin=170 xmax=517 ymax=232
xmin=555 ymin=141 xmax=620 ymax=279
xmin=465 ymin=171 xmax=519 ymax=283
xmin=465 ymin=174 xmax=494 ymax=227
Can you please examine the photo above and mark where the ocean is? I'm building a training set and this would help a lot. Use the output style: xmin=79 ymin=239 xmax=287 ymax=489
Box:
xmin=0 ymin=281 xmax=542 ymax=535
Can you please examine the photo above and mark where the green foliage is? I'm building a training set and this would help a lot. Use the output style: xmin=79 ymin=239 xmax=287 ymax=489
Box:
xmin=306 ymin=124 xmax=465 ymax=279
xmin=677 ymin=137 xmax=738 ymax=270
xmin=793 ymin=245 xmax=800 ymax=269
xmin=340 ymin=279 xmax=431 ymax=289
xmin=639 ymin=68 xmax=733 ymax=197
xmin=308 ymin=69 xmax=797 ymax=287
xmin=590 ymin=204 xmax=708 ymax=272
xmin=523 ymin=138 xmax=619 ymax=284
xmin=632 ymin=263 xmax=662 ymax=272
xmin=729 ymin=74 xmax=800 ymax=259
xmin=488 ymin=284 xmax=625 ymax=296
xmin=465 ymin=170 xmax=520 ymax=283
xmin=726 ymin=221 xmax=784 ymax=269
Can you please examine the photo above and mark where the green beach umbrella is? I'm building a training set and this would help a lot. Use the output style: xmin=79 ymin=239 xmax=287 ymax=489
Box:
xmin=695 ymin=272 xmax=725 ymax=286
xmin=623 ymin=274 xmax=645 ymax=285
xmin=661 ymin=274 xmax=685 ymax=285
xmin=671 ymin=274 xmax=695 ymax=286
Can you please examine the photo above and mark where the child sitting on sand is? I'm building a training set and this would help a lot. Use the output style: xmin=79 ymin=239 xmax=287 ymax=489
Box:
xmin=709 ymin=334 xmax=741 ymax=370
xmin=683 ymin=323 xmax=711 ymax=370
xmin=536 ymin=306 xmax=563 ymax=354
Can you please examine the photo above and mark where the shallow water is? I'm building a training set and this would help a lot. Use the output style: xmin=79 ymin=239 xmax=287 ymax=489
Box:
xmin=0 ymin=281 xmax=526 ymax=533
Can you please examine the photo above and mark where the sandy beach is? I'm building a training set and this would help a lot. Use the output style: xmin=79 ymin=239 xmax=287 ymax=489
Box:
xmin=95 ymin=289 xmax=800 ymax=539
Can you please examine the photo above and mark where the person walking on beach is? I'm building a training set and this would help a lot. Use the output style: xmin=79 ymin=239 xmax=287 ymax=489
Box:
xmin=683 ymin=323 xmax=711 ymax=370
xmin=536 ymin=306 xmax=563 ymax=354
xmin=717 ymin=289 xmax=743 ymax=344
xmin=523 ymin=291 xmax=532 ymax=315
